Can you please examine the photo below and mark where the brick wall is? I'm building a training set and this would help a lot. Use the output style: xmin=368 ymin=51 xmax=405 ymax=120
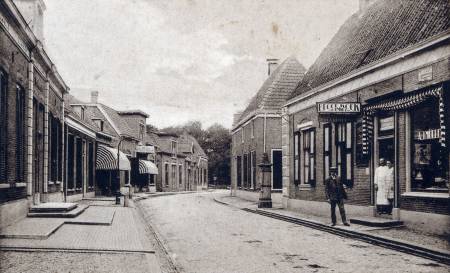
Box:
xmin=286 ymin=58 xmax=450 ymax=215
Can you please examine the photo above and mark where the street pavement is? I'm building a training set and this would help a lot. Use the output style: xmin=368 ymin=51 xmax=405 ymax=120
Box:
xmin=0 ymin=201 xmax=161 ymax=273
xmin=139 ymin=191 xmax=449 ymax=273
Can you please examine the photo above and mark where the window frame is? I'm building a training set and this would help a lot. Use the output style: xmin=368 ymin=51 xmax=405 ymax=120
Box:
xmin=0 ymin=70 xmax=8 ymax=184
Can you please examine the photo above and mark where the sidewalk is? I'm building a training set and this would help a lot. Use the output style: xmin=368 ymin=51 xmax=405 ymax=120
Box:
xmin=214 ymin=192 xmax=450 ymax=255
xmin=0 ymin=199 xmax=161 ymax=273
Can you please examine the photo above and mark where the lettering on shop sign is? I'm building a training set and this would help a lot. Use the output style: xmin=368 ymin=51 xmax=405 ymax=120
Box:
xmin=414 ymin=129 xmax=441 ymax=141
xmin=316 ymin=102 xmax=361 ymax=114
xmin=418 ymin=66 xmax=433 ymax=82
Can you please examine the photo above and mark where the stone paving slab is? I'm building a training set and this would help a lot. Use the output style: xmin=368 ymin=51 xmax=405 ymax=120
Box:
xmin=0 ymin=218 xmax=64 ymax=239
xmin=65 ymin=206 xmax=115 ymax=225
xmin=0 ymin=207 xmax=153 ymax=252
xmin=30 ymin=202 xmax=77 ymax=212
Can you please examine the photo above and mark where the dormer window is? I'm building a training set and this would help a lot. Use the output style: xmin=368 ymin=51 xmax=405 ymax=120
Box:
xmin=139 ymin=123 xmax=145 ymax=140
xmin=93 ymin=119 xmax=104 ymax=132
xmin=171 ymin=140 xmax=177 ymax=157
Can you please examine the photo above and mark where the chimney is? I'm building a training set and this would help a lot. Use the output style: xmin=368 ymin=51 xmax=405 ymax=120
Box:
xmin=90 ymin=91 xmax=99 ymax=103
xmin=13 ymin=0 xmax=46 ymax=43
xmin=359 ymin=0 xmax=377 ymax=14
xmin=267 ymin=58 xmax=279 ymax=76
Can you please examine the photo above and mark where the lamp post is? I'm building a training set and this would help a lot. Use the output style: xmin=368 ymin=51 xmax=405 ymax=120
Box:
xmin=258 ymin=152 xmax=272 ymax=208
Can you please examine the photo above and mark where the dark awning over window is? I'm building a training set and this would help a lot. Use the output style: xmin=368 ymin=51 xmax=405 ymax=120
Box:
xmin=96 ymin=145 xmax=131 ymax=171
xmin=139 ymin=160 xmax=158 ymax=174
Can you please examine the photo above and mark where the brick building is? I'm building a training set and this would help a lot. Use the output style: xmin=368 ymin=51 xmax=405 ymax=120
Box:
xmin=151 ymin=130 xmax=208 ymax=192
xmin=230 ymin=57 xmax=305 ymax=202
xmin=282 ymin=0 xmax=450 ymax=235
xmin=70 ymin=91 xmax=156 ymax=195
xmin=0 ymin=0 xmax=68 ymax=227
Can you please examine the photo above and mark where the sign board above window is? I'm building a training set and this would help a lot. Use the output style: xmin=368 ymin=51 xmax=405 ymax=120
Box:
xmin=136 ymin=145 xmax=155 ymax=154
xmin=317 ymin=102 xmax=361 ymax=114
xmin=418 ymin=66 xmax=433 ymax=82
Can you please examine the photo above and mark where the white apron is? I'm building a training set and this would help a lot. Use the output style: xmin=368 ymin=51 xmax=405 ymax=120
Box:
xmin=374 ymin=165 xmax=392 ymax=205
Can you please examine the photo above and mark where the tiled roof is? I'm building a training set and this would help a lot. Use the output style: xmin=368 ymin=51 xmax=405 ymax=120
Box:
xmin=65 ymin=94 xmax=100 ymax=133
xmin=99 ymin=104 xmax=136 ymax=139
xmin=236 ymin=56 xmax=305 ymax=127
xmin=290 ymin=0 xmax=450 ymax=99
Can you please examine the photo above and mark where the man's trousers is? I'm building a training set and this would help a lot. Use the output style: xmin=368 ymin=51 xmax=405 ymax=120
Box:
xmin=330 ymin=199 xmax=347 ymax=224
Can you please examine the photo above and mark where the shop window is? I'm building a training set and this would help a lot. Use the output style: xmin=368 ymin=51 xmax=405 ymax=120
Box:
xmin=236 ymin=156 xmax=242 ymax=188
xmin=411 ymin=97 xmax=448 ymax=191
xmin=323 ymin=124 xmax=332 ymax=180
xmin=336 ymin=122 xmax=353 ymax=187
xmin=15 ymin=84 xmax=26 ymax=182
xmin=0 ymin=70 xmax=7 ymax=183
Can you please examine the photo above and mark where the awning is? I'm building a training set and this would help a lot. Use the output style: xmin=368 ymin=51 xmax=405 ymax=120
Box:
xmin=139 ymin=160 xmax=158 ymax=174
xmin=96 ymin=145 xmax=131 ymax=171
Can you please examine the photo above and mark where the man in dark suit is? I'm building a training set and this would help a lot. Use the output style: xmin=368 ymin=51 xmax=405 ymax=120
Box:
xmin=324 ymin=167 xmax=350 ymax=226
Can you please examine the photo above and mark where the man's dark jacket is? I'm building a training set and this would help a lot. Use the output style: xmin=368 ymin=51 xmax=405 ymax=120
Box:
xmin=324 ymin=176 xmax=347 ymax=201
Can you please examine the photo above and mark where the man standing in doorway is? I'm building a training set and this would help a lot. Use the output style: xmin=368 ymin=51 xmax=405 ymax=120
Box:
xmin=324 ymin=167 xmax=350 ymax=226
xmin=374 ymin=158 xmax=393 ymax=214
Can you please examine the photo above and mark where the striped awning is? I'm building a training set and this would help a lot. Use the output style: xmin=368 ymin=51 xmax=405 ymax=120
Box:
xmin=362 ymin=85 xmax=446 ymax=154
xmin=363 ymin=86 xmax=442 ymax=114
xmin=96 ymin=145 xmax=131 ymax=171
xmin=139 ymin=160 xmax=158 ymax=174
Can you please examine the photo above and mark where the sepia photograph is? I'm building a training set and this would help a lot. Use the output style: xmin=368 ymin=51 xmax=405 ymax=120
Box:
xmin=0 ymin=0 xmax=449 ymax=272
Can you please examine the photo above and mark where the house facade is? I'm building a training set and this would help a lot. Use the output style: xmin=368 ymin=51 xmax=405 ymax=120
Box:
xmin=231 ymin=57 xmax=305 ymax=202
xmin=0 ymin=0 xmax=68 ymax=227
xmin=282 ymin=0 xmax=450 ymax=235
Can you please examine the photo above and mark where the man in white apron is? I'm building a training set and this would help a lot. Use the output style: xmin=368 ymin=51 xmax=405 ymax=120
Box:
xmin=374 ymin=158 xmax=394 ymax=214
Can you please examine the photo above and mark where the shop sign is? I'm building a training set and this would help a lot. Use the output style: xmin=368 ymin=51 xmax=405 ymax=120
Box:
xmin=379 ymin=116 xmax=394 ymax=131
xmin=414 ymin=129 xmax=441 ymax=141
xmin=317 ymin=102 xmax=361 ymax=114
xmin=136 ymin=145 xmax=155 ymax=154
xmin=418 ymin=66 xmax=433 ymax=82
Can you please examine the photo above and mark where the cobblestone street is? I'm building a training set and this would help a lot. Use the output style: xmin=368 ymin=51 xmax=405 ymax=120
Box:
xmin=140 ymin=191 xmax=449 ymax=273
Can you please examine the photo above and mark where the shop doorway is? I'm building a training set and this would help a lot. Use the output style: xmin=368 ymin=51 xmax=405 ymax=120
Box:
xmin=33 ymin=101 xmax=45 ymax=203
xmin=272 ymin=149 xmax=282 ymax=190
xmin=374 ymin=115 xmax=395 ymax=215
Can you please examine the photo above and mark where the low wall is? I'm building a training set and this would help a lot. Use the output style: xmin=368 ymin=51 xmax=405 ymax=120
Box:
xmin=66 ymin=193 xmax=84 ymax=203
xmin=0 ymin=198 xmax=29 ymax=228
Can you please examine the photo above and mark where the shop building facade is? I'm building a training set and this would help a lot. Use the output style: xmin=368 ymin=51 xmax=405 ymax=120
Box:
xmin=231 ymin=57 xmax=305 ymax=202
xmin=0 ymin=0 xmax=68 ymax=227
xmin=282 ymin=0 xmax=450 ymax=234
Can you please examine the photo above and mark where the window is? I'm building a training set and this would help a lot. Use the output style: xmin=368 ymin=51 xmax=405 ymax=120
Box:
xmin=236 ymin=156 xmax=242 ymax=188
xmin=243 ymin=153 xmax=248 ymax=188
xmin=241 ymin=128 xmax=244 ymax=143
xmin=336 ymin=122 xmax=353 ymax=186
xmin=171 ymin=141 xmax=177 ymax=157
xmin=251 ymin=120 xmax=254 ymax=138
xmin=48 ymin=113 xmax=60 ymax=182
xmin=250 ymin=151 xmax=256 ymax=189
xmin=0 ymin=70 xmax=7 ymax=183
xmin=178 ymin=165 xmax=182 ymax=185
xmin=15 ymin=84 xmax=26 ymax=182
xmin=139 ymin=123 xmax=145 ymax=140
xmin=302 ymin=129 xmax=316 ymax=185
xmin=293 ymin=132 xmax=300 ymax=185
xmin=164 ymin=163 xmax=169 ymax=186
xmin=171 ymin=164 xmax=176 ymax=186
xmin=323 ymin=124 xmax=332 ymax=180
xmin=411 ymin=97 xmax=448 ymax=192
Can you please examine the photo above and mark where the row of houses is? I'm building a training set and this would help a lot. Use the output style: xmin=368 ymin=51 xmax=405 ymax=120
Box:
xmin=0 ymin=0 xmax=208 ymax=228
xmin=231 ymin=0 xmax=449 ymax=235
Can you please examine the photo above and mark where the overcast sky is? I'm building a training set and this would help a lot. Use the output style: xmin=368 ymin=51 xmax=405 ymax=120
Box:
xmin=43 ymin=0 xmax=358 ymax=129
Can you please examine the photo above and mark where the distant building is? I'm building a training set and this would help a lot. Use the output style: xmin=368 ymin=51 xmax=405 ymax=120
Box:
xmin=230 ymin=57 xmax=306 ymax=202
xmin=283 ymin=0 xmax=450 ymax=235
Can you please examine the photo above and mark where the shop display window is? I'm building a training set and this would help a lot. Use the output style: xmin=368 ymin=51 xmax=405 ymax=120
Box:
xmin=411 ymin=97 xmax=448 ymax=191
